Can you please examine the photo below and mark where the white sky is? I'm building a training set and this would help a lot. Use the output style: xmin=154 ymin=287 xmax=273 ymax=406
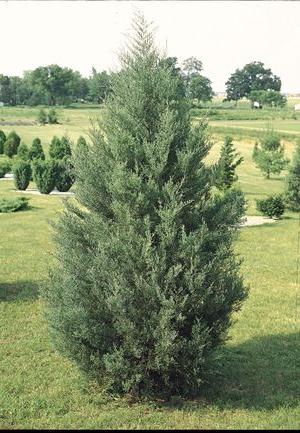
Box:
xmin=1 ymin=1 xmax=299 ymax=93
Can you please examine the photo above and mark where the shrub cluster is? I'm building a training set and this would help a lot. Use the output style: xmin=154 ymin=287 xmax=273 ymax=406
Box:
xmin=37 ymin=109 xmax=59 ymax=125
xmin=256 ymin=194 xmax=285 ymax=218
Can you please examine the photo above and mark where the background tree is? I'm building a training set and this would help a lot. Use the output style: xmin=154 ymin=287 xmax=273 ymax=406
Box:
xmin=189 ymin=75 xmax=214 ymax=104
xmin=87 ymin=68 xmax=112 ymax=103
xmin=248 ymin=90 xmax=287 ymax=108
xmin=226 ymin=61 xmax=281 ymax=102
xmin=285 ymin=140 xmax=300 ymax=211
xmin=253 ymin=129 xmax=289 ymax=178
xmin=42 ymin=13 xmax=247 ymax=397
xmin=182 ymin=56 xmax=203 ymax=79
xmin=216 ymin=136 xmax=243 ymax=190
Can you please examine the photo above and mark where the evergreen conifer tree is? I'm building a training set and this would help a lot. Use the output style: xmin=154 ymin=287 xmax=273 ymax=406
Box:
xmin=29 ymin=138 xmax=45 ymax=161
xmin=285 ymin=139 xmax=300 ymax=211
xmin=216 ymin=136 xmax=243 ymax=190
xmin=0 ymin=130 xmax=6 ymax=154
xmin=42 ymin=14 xmax=248 ymax=396
xmin=17 ymin=143 xmax=30 ymax=160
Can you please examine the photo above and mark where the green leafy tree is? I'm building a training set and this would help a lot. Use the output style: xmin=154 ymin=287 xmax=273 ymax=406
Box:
xmin=253 ymin=129 xmax=289 ymax=178
xmin=189 ymin=75 xmax=214 ymax=103
xmin=42 ymin=14 xmax=248 ymax=397
xmin=88 ymin=68 xmax=112 ymax=103
xmin=216 ymin=136 xmax=243 ymax=190
xmin=285 ymin=140 xmax=300 ymax=211
xmin=226 ymin=61 xmax=281 ymax=102
xmin=248 ymin=90 xmax=287 ymax=108
xmin=0 ymin=130 xmax=6 ymax=154
xmin=29 ymin=138 xmax=45 ymax=161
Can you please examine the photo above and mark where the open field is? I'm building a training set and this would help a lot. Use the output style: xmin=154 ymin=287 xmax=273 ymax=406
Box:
xmin=1 ymin=104 xmax=300 ymax=429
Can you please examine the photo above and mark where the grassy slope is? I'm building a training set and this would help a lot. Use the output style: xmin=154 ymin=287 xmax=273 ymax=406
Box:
xmin=1 ymin=105 xmax=300 ymax=429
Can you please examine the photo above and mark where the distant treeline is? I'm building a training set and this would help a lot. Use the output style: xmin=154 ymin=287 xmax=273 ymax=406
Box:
xmin=0 ymin=66 xmax=112 ymax=106
xmin=0 ymin=59 xmax=286 ymax=107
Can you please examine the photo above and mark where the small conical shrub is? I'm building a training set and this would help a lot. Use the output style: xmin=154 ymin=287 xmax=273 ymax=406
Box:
xmin=13 ymin=160 xmax=32 ymax=190
xmin=48 ymin=109 xmax=58 ymax=124
xmin=17 ymin=143 xmax=30 ymax=161
xmin=33 ymin=159 xmax=56 ymax=194
xmin=54 ymin=158 xmax=74 ymax=192
xmin=49 ymin=135 xmax=72 ymax=160
xmin=6 ymin=131 xmax=21 ymax=155
xmin=0 ymin=130 xmax=6 ymax=154
xmin=42 ymin=14 xmax=248 ymax=397
xmin=37 ymin=109 xmax=47 ymax=125
xmin=4 ymin=139 xmax=17 ymax=158
xmin=216 ymin=136 xmax=243 ymax=190
xmin=29 ymin=138 xmax=45 ymax=161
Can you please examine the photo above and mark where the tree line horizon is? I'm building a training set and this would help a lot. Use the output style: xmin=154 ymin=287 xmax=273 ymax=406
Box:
xmin=0 ymin=58 xmax=287 ymax=108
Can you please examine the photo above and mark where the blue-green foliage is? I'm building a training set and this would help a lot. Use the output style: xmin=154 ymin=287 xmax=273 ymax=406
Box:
xmin=42 ymin=15 xmax=248 ymax=397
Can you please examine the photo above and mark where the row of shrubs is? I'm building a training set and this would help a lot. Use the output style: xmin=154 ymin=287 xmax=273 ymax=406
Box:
xmin=37 ymin=108 xmax=59 ymax=125
xmin=13 ymin=135 xmax=84 ymax=193
xmin=0 ymin=131 xmax=87 ymax=194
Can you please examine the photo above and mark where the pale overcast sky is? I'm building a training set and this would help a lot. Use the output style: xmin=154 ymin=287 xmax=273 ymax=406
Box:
xmin=1 ymin=1 xmax=299 ymax=93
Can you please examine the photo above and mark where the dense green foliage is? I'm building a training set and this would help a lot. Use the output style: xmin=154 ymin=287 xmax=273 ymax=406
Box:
xmin=248 ymin=90 xmax=287 ymax=108
xmin=37 ymin=109 xmax=47 ymax=125
xmin=48 ymin=109 xmax=58 ymax=124
xmin=29 ymin=137 xmax=45 ymax=161
xmin=216 ymin=136 xmax=243 ymax=190
xmin=49 ymin=136 xmax=72 ymax=160
xmin=226 ymin=62 xmax=281 ymax=102
xmin=33 ymin=159 xmax=56 ymax=194
xmin=54 ymin=158 xmax=74 ymax=192
xmin=252 ymin=130 xmax=289 ymax=178
xmin=256 ymin=194 xmax=285 ymax=218
xmin=17 ymin=143 xmax=30 ymax=160
xmin=0 ymin=130 xmax=6 ymax=154
xmin=189 ymin=75 xmax=214 ymax=103
xmin=42 ymin=15 xmax=247 ymax=397
xmin=13 ymin=160 xmax=32 ymax=190
xmin=0 ymin=196 xmax=29 ymax=213
xmin=285 ymin=140 xmax=300 ymax=211
xmin=0 ymin=158 xmax=12 ymax=177
xmin=3 ymin=131 xmax=21 ymax=157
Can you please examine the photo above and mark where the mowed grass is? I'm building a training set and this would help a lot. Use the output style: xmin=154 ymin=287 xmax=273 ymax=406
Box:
xmin=0 ymin=106 xmax=105 ymax=153
xmin=210 ymin=119 xmax=300 ymax=135
xmin=1 ymin=106 xmax=300 ymax=429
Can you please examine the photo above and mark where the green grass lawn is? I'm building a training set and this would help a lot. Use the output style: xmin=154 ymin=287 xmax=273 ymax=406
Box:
xmin=1 ymin=106 xmax=300 ymax=429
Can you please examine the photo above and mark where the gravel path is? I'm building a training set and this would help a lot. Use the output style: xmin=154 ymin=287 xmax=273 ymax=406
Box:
xmin=241 ymin=215 xmax=276 ymax=227
xmin=15 ymin=188 xmax=74 ymax=196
